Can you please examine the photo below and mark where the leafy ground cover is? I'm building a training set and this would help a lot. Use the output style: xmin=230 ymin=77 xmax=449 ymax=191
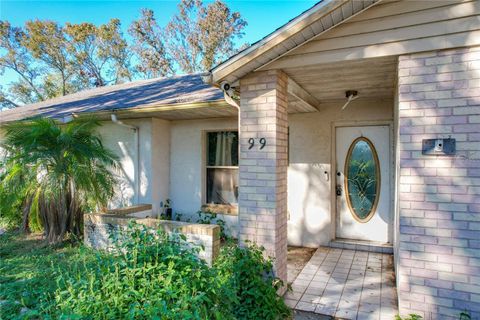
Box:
xmin=0 ymin=224 xmax=290 ymax=320
xmin=0 ymin=232 xmax=94 ymax=319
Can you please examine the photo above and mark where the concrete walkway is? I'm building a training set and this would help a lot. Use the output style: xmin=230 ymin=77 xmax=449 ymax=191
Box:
xmin=285 ymin=247 xmax=398 ymax=320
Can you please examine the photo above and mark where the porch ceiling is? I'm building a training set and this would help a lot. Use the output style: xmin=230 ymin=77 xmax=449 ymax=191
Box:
xmin=285 ymin=56 xmax=397 ymax=105
xmin=80 ymin=55 xmax=397 ymax=120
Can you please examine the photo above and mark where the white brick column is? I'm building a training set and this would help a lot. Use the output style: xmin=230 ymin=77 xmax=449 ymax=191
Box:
xmin=397 ymin=47 xmax=480 ymax=319
xmin=239 ymin=70 xmax=288 ymax=285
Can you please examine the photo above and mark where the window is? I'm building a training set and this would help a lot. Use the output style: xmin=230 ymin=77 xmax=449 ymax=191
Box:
xmin=345 ymin=137 xmax=380 ymax=222
xmin=206 ymin=131 xmax=239 ymax=205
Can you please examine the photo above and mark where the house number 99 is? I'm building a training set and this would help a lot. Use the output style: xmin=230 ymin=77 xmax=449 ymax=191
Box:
xmin=248 ymin=138 xmax=267 ymax=150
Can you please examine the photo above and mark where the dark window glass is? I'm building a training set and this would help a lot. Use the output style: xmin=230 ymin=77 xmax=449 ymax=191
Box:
xmin=207 ymin=131 xmax=238 ymax=166
xmin=206 ymin=131 xmax=239 ymax=204
xmin=206 ymin=168 xmax=239 ymax=205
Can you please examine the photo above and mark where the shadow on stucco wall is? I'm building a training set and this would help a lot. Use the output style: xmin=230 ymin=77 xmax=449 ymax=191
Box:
xmin=288 ymin=163 xmax=333 ymax=247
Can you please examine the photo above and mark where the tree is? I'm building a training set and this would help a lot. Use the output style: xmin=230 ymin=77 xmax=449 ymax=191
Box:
xmin=166 ymin=0 xmax=247 ymax=73
xmin=0 ymin=21 xmax=45 ymax=107
xmin=0 ymin=86 xmax=19 ymax=109
xmin=0 ymin=118 xmax=119 ymax=243
xmin=0 ymin=20 xmax=81 ymax=107
xmin=65 ymin=19 xmax=132 ymax=87
xmin=130 ymin=0 xmax=247 ymax=75
xmin=129 ymin=9 xmax=173 ymax=78
xmin=0 ymin=0 xmax=248 ymax=106
xmin=23 ymin=20 xmax=74 ymax=96
xmin=0 ymin=19 xmax=134 ymax=109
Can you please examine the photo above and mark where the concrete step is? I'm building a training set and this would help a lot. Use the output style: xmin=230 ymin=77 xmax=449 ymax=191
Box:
xmin=329 ymin=239 xmax=393 ymax=254
xmin=293 ymin=310 xmax=333 ymax=320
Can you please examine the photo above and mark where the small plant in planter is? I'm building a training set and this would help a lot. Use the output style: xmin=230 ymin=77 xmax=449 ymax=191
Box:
xmin=174 ymin=212 xmax=182 ymax=221
xmin=159 ymin=199 xmax=173 ymax=220
xmin=196 ymin=210 xmax=228 ymax=240
xmin=395 ymin=314 xmax=423 ymax=320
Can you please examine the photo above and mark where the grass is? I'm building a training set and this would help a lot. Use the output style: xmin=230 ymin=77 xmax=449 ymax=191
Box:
xmin=0 ymin=231 xmax=91 ymax=319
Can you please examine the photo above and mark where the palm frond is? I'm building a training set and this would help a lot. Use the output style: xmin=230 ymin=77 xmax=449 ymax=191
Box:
xmin=1 ymin=117 xmax=119 ymax=242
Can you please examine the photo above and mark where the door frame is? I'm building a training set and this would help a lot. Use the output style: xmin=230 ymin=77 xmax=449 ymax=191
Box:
xmin=330 ymin=120 xmax=395 ymax=243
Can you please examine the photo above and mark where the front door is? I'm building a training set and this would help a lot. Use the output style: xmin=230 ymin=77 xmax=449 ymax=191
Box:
xmin=335 ymin=125 xmax=391 ymax=243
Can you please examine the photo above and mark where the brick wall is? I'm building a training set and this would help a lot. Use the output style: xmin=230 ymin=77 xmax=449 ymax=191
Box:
xmin=239 ymin=70 xmax=289 ymax=286
xmin=397 ymin=47 xmax=480 ymax=319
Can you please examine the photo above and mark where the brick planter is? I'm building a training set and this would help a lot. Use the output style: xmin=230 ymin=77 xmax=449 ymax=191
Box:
xmin=84 ymin=213 xmax=221 ymax=265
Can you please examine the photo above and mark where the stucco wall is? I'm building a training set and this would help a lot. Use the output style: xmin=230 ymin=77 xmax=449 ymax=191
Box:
xmin=288 ymin=99 xmax=393 ymax=247
xmin=98 ymin=118 xmax=170 ymax=216
xmin=1 ymin=101 xmax=392 ymax=247
xmin=0 ymin=122 xmax=140 ymax=208
xmin=98 ymin=119 xmax=154 ymax=210
xmin=168 ymin=99 xmax=392 ymax=246
xmin=169 ymin=117 xmax=239 ymax=235
xmin=0 ymin=118 xmax=169 ymax=216
xmin=1 ymin=105 xmax=393 ymax=247
xmin=151 ymin=118 xmax=171 ymax=215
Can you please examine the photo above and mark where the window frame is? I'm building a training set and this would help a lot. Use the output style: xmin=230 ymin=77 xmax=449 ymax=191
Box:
xmin=202 ymin=129 xmax=239 ymax=214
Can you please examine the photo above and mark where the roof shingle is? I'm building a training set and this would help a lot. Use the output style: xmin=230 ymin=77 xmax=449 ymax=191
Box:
xmin=0 ymin=73 xmax=224 ymax=123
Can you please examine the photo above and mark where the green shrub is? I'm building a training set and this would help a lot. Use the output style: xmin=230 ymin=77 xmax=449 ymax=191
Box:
xmin=0 ymin=231 xmax=93 ymax=320
xmin=196 ymin=210 xmax=228 ymax=241
xmin=215 ymin=241 xmax=291 ymax=320
xmin=0 ymin=181 xmax=23 ymax=230
xmin=53 ymin=223 xmax=225 ymax=319
xmin=52 ymin=222 xmax=290 ymax=320
xmin=1 ymin=118 xmax=119 ymax=243
xmin=0 ymin=165 xmax=24 ymax=230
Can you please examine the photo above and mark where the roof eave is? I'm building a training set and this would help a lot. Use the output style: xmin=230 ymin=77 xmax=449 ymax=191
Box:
xmin=211 ymin=0 xmax=383 ymax=85
xmin=210 ymin=0 xmax=348 ymax=83
xmin=0 ymin=99 xmax=229 ymax=125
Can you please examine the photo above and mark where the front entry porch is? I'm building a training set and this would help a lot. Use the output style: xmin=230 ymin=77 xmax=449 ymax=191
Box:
xmin=286 ymin=247 xmax=398 ymax=320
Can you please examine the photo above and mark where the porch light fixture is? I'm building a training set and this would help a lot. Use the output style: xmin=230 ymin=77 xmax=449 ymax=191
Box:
xmin=341 ymin=90 xmax=359 ymax=110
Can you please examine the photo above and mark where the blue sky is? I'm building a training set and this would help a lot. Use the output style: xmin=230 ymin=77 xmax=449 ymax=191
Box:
xmin=0 ymin=0 xmax=317 ymax=86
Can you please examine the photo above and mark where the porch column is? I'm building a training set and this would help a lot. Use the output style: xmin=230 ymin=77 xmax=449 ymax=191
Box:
xmin=397 ymin=47 xmax=480 ymax=319
xmin=238 ymin=70 xmax=288 ymax=285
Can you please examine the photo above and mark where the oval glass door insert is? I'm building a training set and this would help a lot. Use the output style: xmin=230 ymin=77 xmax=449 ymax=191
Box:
xmin=344 ymin=137 xmax=380 ymax=222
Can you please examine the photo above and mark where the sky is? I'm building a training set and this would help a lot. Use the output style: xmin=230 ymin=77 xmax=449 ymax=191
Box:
xmin=0 ymin=0 xmax=318 ymax=87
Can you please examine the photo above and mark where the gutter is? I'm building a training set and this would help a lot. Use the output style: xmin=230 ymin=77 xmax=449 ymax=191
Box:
xmin=202 ymin=73 xmax=241 ymax=169
xmin=0 ymin=100 xmax=230 ymax=126
xmin=201 ymin=73 xmax=239 ymax=108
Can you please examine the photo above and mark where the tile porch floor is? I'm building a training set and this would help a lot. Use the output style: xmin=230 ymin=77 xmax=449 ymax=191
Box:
xmin=285 ymin=247 xmax=398 ymax=320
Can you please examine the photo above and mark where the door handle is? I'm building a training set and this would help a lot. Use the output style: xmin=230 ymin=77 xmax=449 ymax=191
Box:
xmin=336 ymin=185 xmax=342 ymax=196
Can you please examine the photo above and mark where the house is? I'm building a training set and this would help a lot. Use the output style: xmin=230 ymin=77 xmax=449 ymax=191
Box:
xmin=1 ymin=0 xmax=480 ymax=318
